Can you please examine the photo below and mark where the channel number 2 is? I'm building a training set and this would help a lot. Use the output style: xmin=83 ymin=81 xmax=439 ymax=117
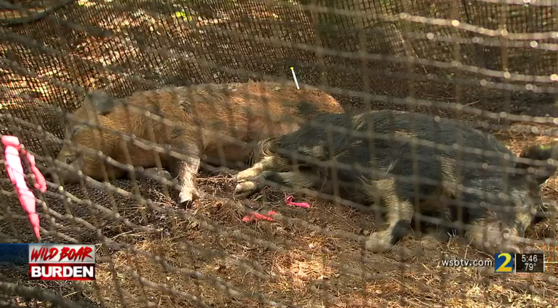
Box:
xmin=496 ymin=253 xmax=513 ymax=273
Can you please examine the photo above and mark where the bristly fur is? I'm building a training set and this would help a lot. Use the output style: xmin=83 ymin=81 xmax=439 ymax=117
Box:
xmin=235 ymin=110 xmax=558 ymax=254
xmin=56 ymin=82 xmax=344 ymax=205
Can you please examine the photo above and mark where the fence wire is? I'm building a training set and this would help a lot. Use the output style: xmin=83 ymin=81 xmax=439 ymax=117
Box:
xmin=1 ymin=0 xmax=558 ymax=307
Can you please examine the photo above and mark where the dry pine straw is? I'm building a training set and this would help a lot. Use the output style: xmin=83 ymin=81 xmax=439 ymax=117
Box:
xmin=78 ymin=122 xmax=558 ymax=308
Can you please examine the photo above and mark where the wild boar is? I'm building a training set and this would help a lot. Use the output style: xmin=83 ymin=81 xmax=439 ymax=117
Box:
xmin=55 ymin=81 xmax=344 ymax=205
xmin=234 ymin=110 xmax=558 ymax=254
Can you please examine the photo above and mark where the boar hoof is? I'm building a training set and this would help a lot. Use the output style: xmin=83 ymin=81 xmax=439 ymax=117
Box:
xmin=234 ymin=181 xmax=259 ymax=199
xmin=364 ymin=230 xmax=394 ymax=253
xmin=179 ymin=188 xmax=200 ymax=206
xmin=136 ymin=167 xmax=172 ymax=181
xmin=153 ymin=169 xmax=172 ymax=179
xmin=235 ymin=169 xmax=259 ymax=183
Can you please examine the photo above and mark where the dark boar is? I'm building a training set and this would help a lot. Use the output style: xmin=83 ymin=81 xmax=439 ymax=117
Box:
xmin=234 ymin=110 xmax=558 ymax=254
xmin=55 ymin=81 xmax=344 ymax=205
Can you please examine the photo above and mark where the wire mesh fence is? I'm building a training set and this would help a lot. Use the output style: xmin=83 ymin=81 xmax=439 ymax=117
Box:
xmin=1 ymin=0 xmax=558 ymax=307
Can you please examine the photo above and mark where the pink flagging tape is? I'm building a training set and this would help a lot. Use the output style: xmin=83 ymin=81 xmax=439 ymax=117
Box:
xmin=242 ymin=210 xmax=277 ymax=223
xmin=285 ymin=195 xmax=310 ymax=208
xmin=241 ymin=195 xmax=311 ymax=223
xmin=2 ymin=136 xmax=46 ymax=240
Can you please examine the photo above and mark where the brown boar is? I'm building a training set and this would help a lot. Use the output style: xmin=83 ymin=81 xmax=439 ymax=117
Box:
xmin=55 ymin=81 xmax=344 ymax=205
xmin=234 ymin=110 xmax=558 ymax=255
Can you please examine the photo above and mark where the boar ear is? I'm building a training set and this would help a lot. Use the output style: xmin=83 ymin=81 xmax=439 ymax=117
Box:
xmin=84 ymin=90 xmax=115 ymax=115
xmin=516 ymin=143 xmax=558 ymax=185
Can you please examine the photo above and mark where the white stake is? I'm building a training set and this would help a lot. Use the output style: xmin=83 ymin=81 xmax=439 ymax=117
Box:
xmin=290 ymin=67 xmax=300 ymax=90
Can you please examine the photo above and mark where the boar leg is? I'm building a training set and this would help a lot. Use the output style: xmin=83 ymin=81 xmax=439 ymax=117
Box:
xmin=235 ymin=155 xmax=288 ymax=183
xmin=168 ymin=145 xmax=202 ymax=205
xmin=466 ymin=221 xmax=521 ymax=254
xmin=235 ymin=170 xmax=318 ymax=198
xmin=365 ymin=193 xmax=415 ymax=253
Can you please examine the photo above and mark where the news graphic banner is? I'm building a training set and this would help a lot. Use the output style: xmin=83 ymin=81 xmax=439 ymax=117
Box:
xmin=440 ymin=252 xmax=547 ymax=273
xmin=0 ymin=244 xmax=550 ymax=279
xmin=494 ymin=253 xmax=545 ymax=273
xmin=0 ymin=243 xmax=96 ymax=281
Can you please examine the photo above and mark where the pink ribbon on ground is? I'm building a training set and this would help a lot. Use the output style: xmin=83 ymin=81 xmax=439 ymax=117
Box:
xmin=285 ymin=195 xmax=310 ymax=208
xmin=2 ymin=135 xmax=46 ymax=239
xmin=242 ymin=210 xmax=277 ymax=223
xmin=241 ymin=195 xmax=311 ymax=223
